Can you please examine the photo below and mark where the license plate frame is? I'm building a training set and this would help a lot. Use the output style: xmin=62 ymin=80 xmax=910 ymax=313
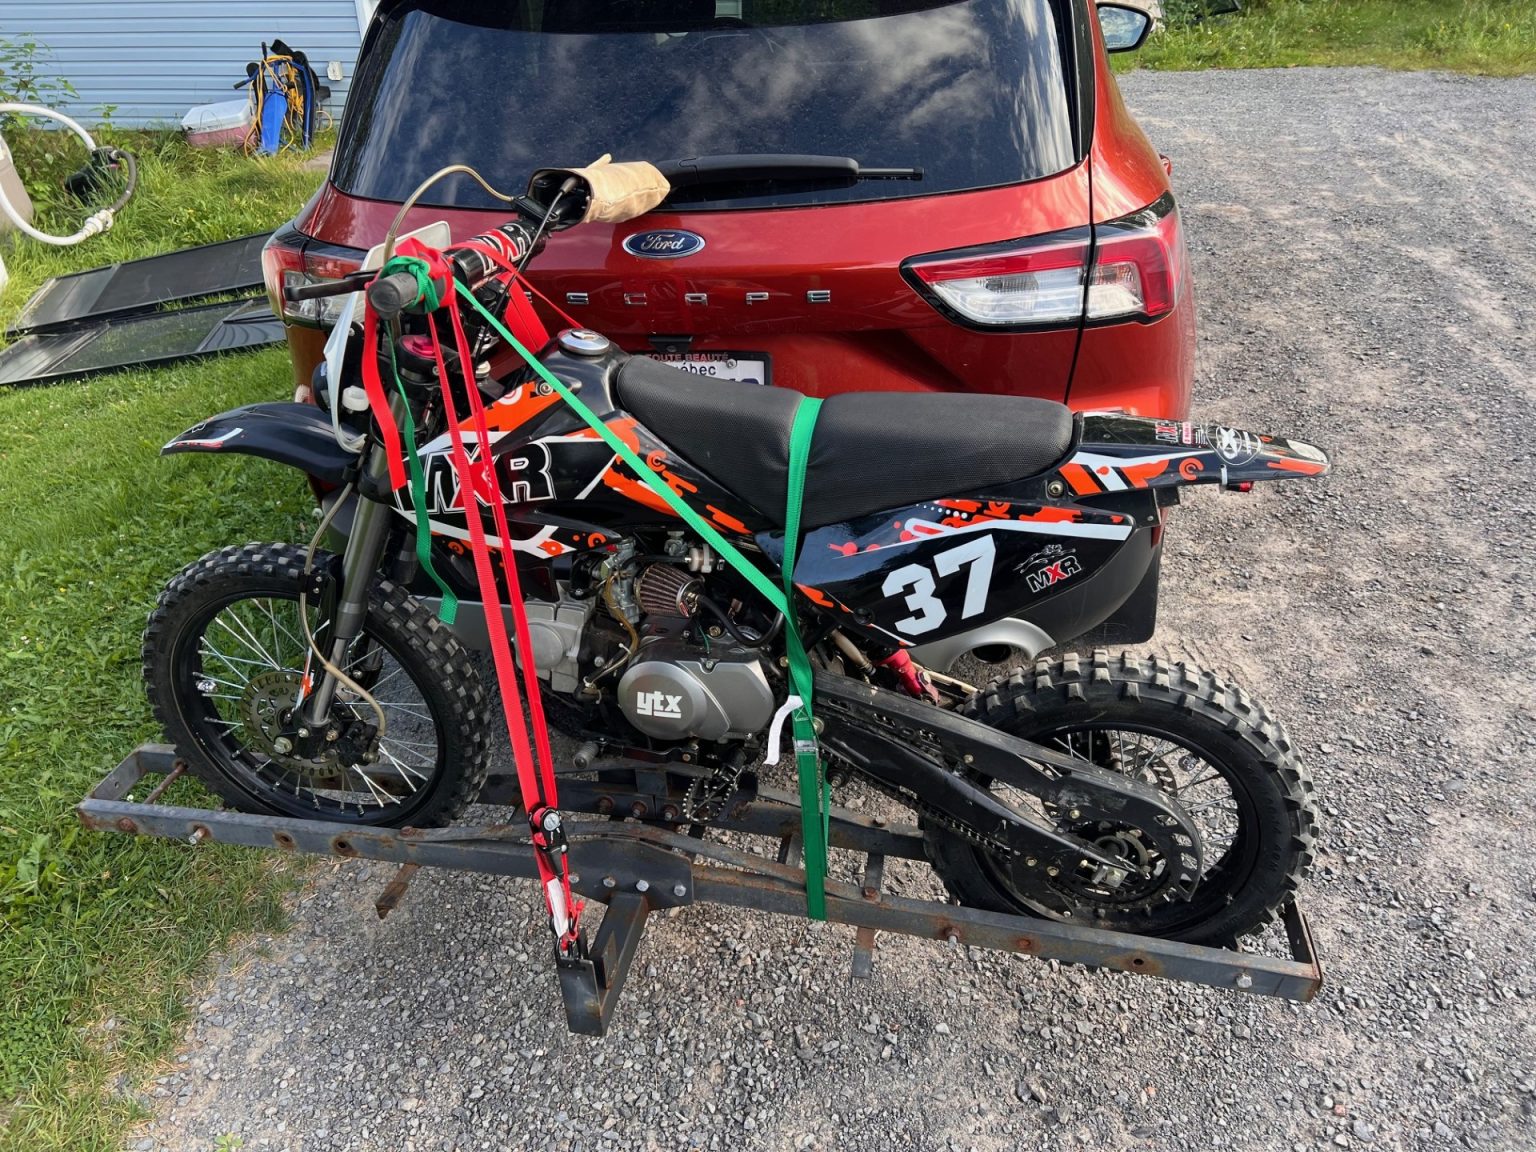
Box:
xmin=643 ymin=351 xmax=770 ymax=387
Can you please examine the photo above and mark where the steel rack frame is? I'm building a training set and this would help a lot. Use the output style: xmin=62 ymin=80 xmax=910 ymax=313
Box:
xmin=80 ymin=745 xmax=1323 ymax=1035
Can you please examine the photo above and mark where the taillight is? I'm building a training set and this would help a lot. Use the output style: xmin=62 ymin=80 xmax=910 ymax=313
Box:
xmin=262 ymin=226 xmax=364 ymax=329
xmin=1086 ymin=192 xmax=1183 ymax=323
xmin=902 ymin=192 xmax=1184 ymax=330
xmin=904 ymin=227 xmax=1091 ymax=329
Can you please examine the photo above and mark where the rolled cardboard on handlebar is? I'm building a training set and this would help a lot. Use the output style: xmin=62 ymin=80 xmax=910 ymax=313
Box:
xmin=528 ymin=155 xmax=670 ymax=224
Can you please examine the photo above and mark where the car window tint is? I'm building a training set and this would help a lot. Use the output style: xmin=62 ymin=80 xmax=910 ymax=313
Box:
xmin=337 ymin=0 xmax=1077 ymax=209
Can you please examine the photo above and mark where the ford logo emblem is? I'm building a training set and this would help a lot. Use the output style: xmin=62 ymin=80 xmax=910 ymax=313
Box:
xmin=622 ymin=229 xmax=706 ymax=259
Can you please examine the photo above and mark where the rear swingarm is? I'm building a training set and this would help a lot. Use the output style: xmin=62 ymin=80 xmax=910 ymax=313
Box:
xmin=814 ymin=674 xmax=1203 ymax=902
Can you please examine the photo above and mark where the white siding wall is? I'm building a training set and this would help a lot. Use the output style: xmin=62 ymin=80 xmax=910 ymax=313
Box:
xmin=0 ymin=1 xmax=365 ymax=127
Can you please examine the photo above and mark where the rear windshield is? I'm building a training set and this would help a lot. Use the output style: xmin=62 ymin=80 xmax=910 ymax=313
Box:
xmin=335 ymin=0 xmax=1078 ymax=210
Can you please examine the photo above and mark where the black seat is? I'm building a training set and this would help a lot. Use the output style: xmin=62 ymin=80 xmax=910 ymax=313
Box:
xmin=614 ymin=356 xmax=1076 ymax=530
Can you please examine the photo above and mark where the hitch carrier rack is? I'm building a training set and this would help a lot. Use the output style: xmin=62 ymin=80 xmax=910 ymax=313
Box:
xmin=81 ymin=745 xmax=1323 ymax=1035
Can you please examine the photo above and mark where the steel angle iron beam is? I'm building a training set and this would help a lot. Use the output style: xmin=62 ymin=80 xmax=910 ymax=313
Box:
xmin=79 ymin=744 xmax=1325 ymax=1035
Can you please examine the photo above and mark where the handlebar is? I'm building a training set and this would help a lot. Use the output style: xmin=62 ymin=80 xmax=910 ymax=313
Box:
xmin=349 ymin=219 xmax=544 ymax=321
xmin=366 ymin=271 xmax=423 ymax=320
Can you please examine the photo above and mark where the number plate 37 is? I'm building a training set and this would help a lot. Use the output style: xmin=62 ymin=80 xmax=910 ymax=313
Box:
xmin=881 ymin=536 xmax=996 ymax=637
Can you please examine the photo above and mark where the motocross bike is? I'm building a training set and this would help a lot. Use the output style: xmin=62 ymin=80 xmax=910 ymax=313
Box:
xmin=142 ymin=168 xmax=1327 ymax=947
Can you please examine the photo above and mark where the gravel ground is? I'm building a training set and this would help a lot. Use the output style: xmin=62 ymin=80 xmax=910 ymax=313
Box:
xmin=127 ymin=69 xmax=1536 ymax=1152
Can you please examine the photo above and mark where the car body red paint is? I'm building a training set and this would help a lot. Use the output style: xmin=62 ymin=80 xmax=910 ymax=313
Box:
xmin=270 ymin=0 xmax=1192 ymax=418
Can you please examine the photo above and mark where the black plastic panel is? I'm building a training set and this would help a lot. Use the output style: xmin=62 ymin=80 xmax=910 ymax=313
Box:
xmin=6 ymin=233 xmax=269 ymax=337
xmin=0 ymin=300 xmax=283 ymax=388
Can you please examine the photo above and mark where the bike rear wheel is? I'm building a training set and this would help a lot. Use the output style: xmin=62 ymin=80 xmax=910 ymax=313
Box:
xmin=924 ymin=650 xmax=1316 ymax=946
xmin=142 ymin=543 xmax=488 ymax=827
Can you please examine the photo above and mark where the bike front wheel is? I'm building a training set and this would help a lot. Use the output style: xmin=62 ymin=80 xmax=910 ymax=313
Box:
xmin=142 ymin=543 xmax=488 ymax=827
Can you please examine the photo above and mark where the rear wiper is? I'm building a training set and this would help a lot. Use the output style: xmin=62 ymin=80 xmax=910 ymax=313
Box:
xmin=655 ymin=154 xmax=923 ymax=190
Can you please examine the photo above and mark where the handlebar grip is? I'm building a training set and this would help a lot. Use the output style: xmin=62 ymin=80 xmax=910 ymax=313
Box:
xmin=367 ymin=271 xmax=424 ymax=319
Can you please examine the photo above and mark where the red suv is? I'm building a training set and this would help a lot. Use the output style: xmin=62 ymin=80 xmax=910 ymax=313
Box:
xmin=265 ymin=0 xmax=1191 ymax=423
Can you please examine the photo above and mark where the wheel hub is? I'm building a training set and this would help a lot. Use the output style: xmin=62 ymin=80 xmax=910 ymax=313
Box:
xmin=1050 ymin=820 xmax=1173 ymax=907
xmin=239 ymin=669 xmax=334 ymax=774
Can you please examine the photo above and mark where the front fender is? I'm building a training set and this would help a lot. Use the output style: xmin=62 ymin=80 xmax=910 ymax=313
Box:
xmin=162 ymin=403 xmax=358 ymax=485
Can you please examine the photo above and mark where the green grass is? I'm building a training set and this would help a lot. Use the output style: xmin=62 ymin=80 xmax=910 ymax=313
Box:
xmin=0 ymin=132 xmax=326 ymax=1151
xmin=1120 ymin=0 xmax=1536 ymax=76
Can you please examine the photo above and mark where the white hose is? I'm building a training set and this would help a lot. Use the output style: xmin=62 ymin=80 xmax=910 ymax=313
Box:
xmin=0 ymin=102 xmax=117 ymax=245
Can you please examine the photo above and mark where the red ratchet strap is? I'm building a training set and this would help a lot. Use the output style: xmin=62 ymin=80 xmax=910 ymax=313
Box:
xmin=366 ymin=240 xmax=582 ymax=953
xmin=359 ymin=299 xmax=410 ymax=492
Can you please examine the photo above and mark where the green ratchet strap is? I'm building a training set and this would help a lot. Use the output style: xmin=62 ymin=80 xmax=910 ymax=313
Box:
xmin=452 ymin=281 xmax=832 ymax=919
xmin=781 ymin=398 xmax=827 ymax=918
xmin=384 ymin=339 xmax=458 ymax=624
xmin=379 ymin=254 xmax=445 ymax=311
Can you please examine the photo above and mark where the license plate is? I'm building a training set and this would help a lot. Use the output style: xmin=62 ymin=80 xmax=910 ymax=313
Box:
xmin=645 ymin=351 xmax=769 ymax=386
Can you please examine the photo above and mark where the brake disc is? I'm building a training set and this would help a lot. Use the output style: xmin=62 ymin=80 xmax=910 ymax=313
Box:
xmin=238 ymin=669 xmax=336 ymax=776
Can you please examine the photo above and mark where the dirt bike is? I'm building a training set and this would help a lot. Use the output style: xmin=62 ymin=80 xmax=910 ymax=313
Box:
xmin=142 ymin=162 xmax=1327 ymax=948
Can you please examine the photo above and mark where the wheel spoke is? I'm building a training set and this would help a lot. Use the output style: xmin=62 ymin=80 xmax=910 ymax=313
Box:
xmin=348 ymin=764 xmax=395 ymax=807
xmin=1180 ymin=799 xmax=1240 ymax=816
xmin=370 ymin=703 xmax=435 ymax=721
xmin=379 ymin=735 xmax=436 ymax=752
xmin=213 ymin=613 xmax=282 ymax=670
xmin=198 ymin=640 xmax=267 ymax=677
xmin=193 ymin=671 xmax=247 ymax=691
xmin=378 ymin=746 xmax=426 ymax=790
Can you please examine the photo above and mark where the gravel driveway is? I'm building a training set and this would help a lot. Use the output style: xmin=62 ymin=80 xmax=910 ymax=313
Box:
xmin=129 ymin=68 xmax=1536 ymax=1152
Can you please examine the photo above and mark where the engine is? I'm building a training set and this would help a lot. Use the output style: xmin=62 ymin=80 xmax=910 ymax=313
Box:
xmin=609 ymin=556 xmax=777 ymax=742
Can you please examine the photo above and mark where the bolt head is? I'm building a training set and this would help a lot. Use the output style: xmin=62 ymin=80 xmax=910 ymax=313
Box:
xmin=1025 ymin=857 xmax=1038 ymax=867
xmin=1068 ymin=808 xmax=1081 ymax=820
xmin=635 ymin=879 xmax=650 ymax=893
xmin=602 ymin=875 xmax=617 ymax=889
xmin=1235 ymin=972 xmax=1254 ymax=990
xmin=1046 ymin=865 xmax=1060 ymax=877
xmin=672 ymin=884 xmax=687 ymax=898
xmin=272 ymin=737 xmax=293 ymax=754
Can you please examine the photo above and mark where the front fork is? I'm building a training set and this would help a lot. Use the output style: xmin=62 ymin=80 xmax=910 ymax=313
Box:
xmin=302 ymin=428 xmax=398 ymax=727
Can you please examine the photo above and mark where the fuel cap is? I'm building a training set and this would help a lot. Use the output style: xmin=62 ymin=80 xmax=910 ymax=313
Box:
xmin=558 ymin=329 xmax=611 ymax=357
